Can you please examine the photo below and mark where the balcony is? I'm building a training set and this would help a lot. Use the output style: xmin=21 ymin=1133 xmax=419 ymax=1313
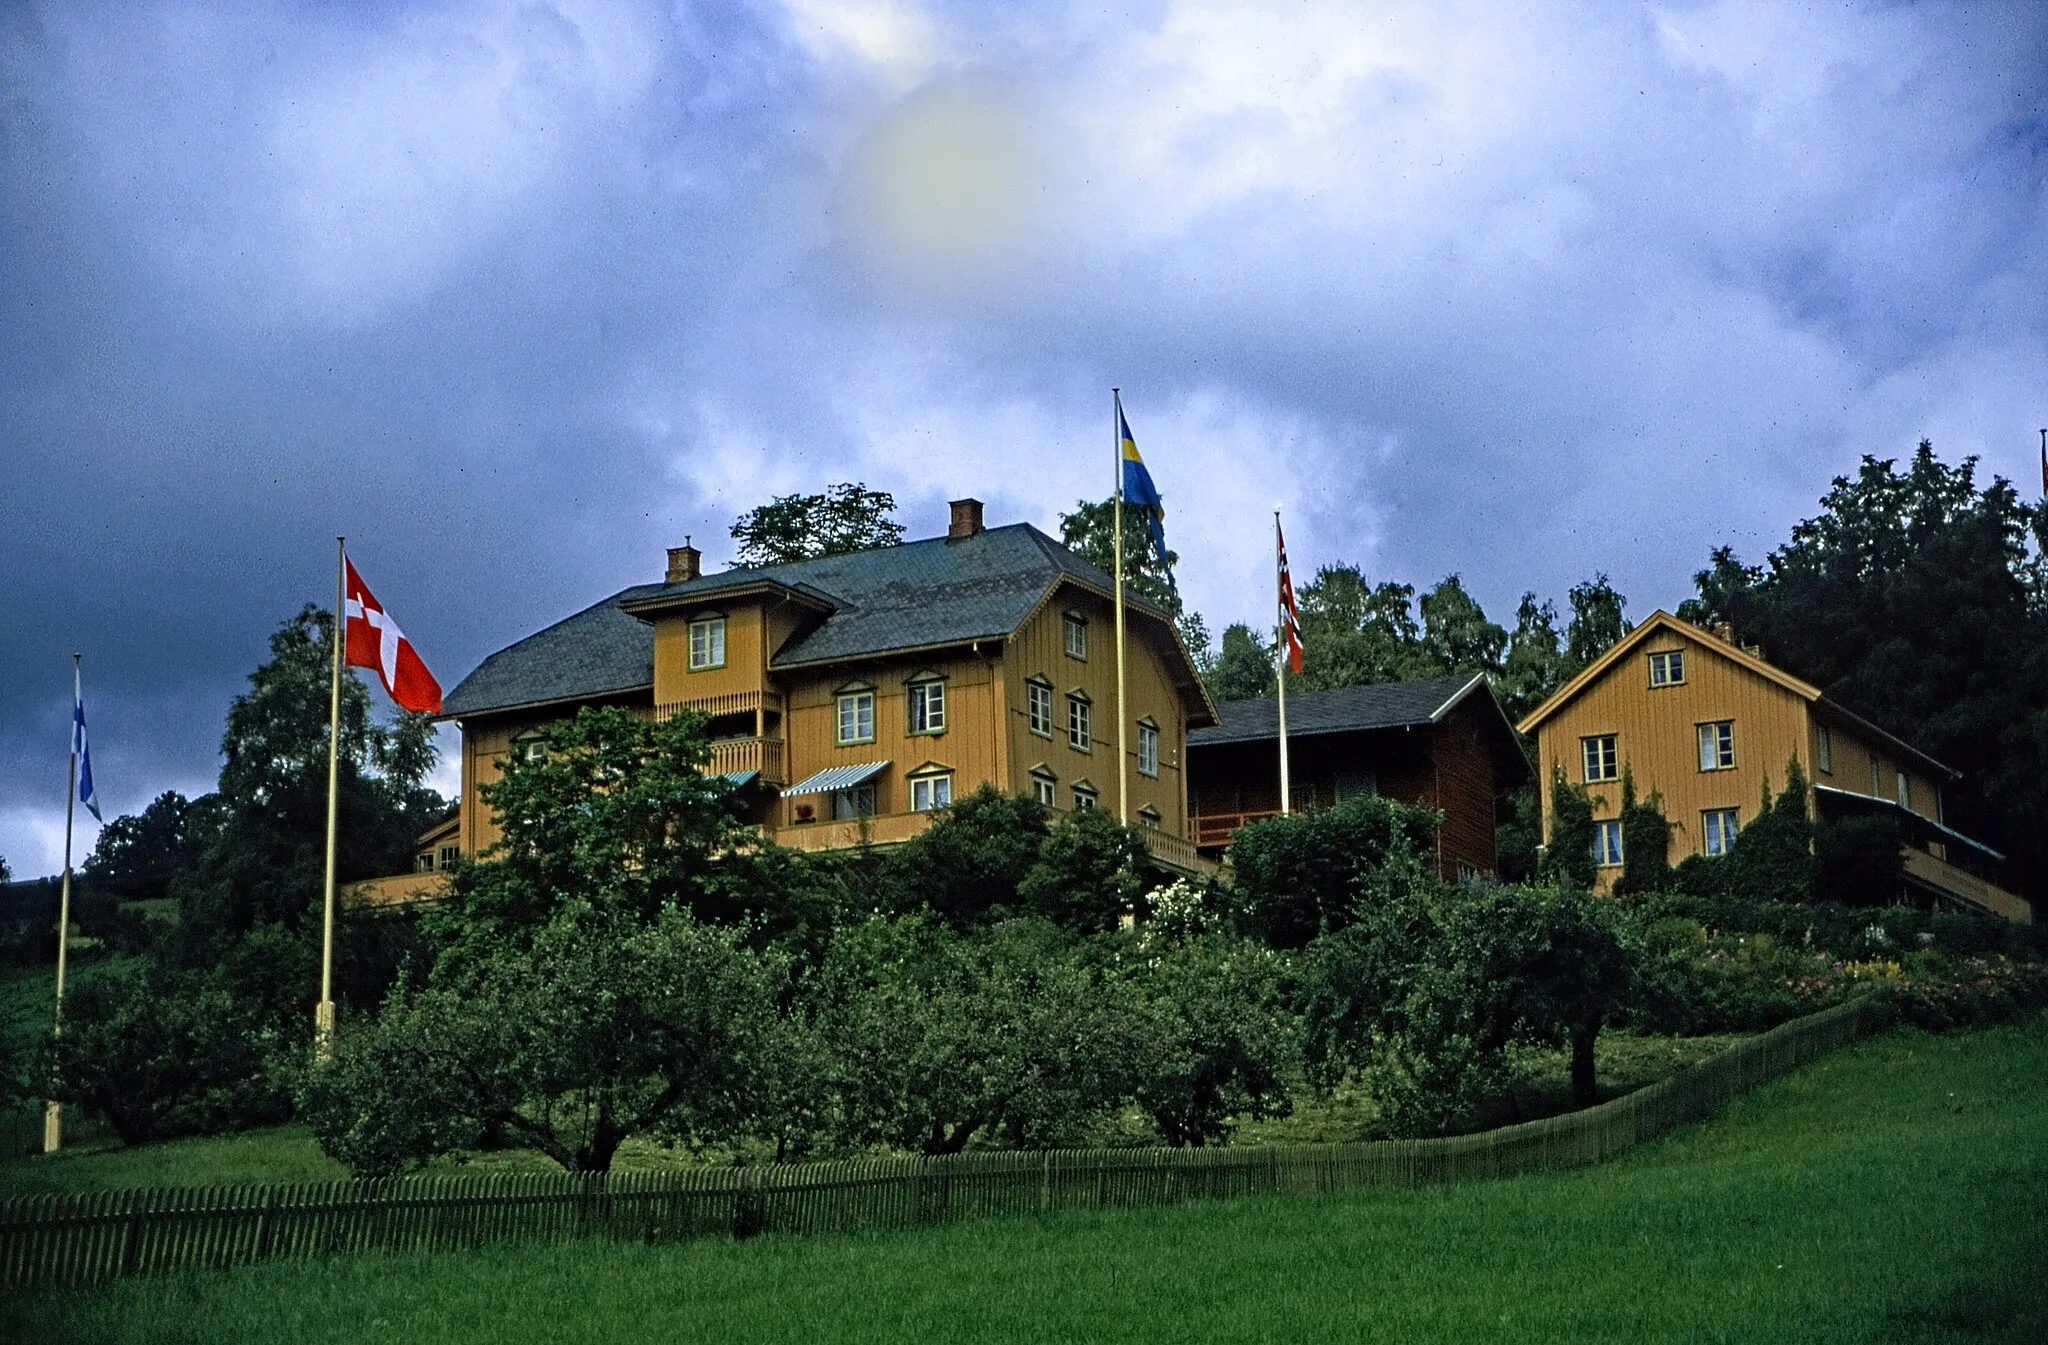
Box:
xmin=658 ymin=690 xmax=784 ymax=721
xmin=1901 ymin=846 xmax=2032 ymax=923
xmin=339 ymin=872 xmax=450 ymax=912
xmin=772 ymin=810 xmax=936 ymax=853
xmin=1191 ymin=808 xmax=1279 ymax=850
xmin=1139 ymin=827 xmax=1214 ymax=876
xmin=708 ymin=736 xmax=784 ymax=784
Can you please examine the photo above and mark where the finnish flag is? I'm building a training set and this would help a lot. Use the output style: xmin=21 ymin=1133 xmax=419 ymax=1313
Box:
xmin=73 ymin=690 xmax=100 ymax=823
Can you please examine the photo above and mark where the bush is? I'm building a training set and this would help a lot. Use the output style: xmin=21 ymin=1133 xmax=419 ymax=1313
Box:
xmin=1538 ymin=771 xmax=1597 ymax=891
xmin=1227 ymin=795 xmax=1438 ymax=949
xmin=1015 ymin=808 xmax=1155 ymax=934
xmin=1128 ymin=935 xmax=1299 ymax=1146
xmin=883 ymin=785 xmax=1050 ymax=930
xmin=1612 ymin=772 xmax=1672 ymax=897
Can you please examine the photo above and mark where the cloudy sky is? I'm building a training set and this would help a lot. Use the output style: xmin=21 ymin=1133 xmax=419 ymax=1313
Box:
xmin=4 ymin=0 xmax=2045 ymax=875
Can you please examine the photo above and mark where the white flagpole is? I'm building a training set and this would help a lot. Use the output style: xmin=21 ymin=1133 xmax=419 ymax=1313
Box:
xmin=44 ymin=653 xmax=82 ymax=1154
xmin=1114 ymin=390 xmax=1130 ymax=825
xmin=1276 ymin=512 xmax=1291 ymax=817
xmin=317 ymin=537 xmax=343 ymax=1060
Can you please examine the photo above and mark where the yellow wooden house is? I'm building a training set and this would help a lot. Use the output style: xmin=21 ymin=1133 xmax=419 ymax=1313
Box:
xmin=1516 ymin=611 xmax=2028 ymax=921
xmin=345 ymin=500 xmax=1215 ymax=907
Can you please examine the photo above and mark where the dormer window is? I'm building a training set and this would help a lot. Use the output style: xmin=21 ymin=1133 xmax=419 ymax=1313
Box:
xmin=689 ymin=614 xmax=727 ymax=671
xmin=907 ymin=674 xmax=947 ymax=735
xmin=1064 ymin=611 xmax=1089 ymax=660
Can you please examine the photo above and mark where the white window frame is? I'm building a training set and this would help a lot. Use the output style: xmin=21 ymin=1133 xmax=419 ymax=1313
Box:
xmin=1592 ymin=819 xmax=1624 ymax=868
xmin=831 ymin=782 xmax=877 ymax=820
xmin=1816 ymin=723 xmax=1833 ymax=774
xmin=438 ymin=845 xmax=461 ymax=870
xmin=1031 ymin=771 xmax=1057 ymax=807
xmin=837 ymin=688 xmax=876 ymax=745
xmin=415 ymin=851 xmax=436 ymax=873
xmin=1137 ymin=720 xmax=1160 ymax=777
xmin=1063 ymin=612 xmax=1089 ymax=661
xmin=1648 ymin=650 xmax=1685 ymax=687
xmin=908 ymin=677 xmax=947 ymax=735
xmin=689 ymin=614 xmax=727 ymax=671
xmin=1897 ymin=771 xmax=1911 ymax=811
xmin=1026 ymin=679 xmax=1054 ymax=737
xmin=1072 ymin=785 xmax=1099 ymax=811
xmin=1582 ymin=734 xmax=1618 ymax=783
xmin=909 ymin=771 xmax=954 ymax=813
xmin=513 ymin=736 xmax=549 ymax=765
xmin=1703 ymin=808 xmax=1740 ymax=857
xmin=1067 ymin=693 xmax=1092 ymax=752
xmin=1137 ymin=805 xmax=1162 ymax=831
xmin=1698 ymin=721 xmax=1735 ymax=772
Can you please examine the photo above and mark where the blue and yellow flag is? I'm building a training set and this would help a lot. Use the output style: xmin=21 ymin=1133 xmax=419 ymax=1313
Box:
xmin=1117 ymin=401 xmax=1173 ymax=585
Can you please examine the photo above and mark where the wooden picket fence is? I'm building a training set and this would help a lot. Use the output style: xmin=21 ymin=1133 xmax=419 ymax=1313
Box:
xmin=1 ymin=995 xmax=1876 ymax=1291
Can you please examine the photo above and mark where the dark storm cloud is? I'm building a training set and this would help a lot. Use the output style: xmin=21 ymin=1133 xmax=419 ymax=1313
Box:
xmin=4 ymin=0 xmax=2047 ymax=871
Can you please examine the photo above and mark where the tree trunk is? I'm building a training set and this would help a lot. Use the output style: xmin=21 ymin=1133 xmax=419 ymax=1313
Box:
xmin=1571 ymin=1022 xmax=1598 ymax=1107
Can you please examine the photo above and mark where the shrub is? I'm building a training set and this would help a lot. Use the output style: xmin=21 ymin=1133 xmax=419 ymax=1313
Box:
xmin=1128 ymin=935 xmax=1298 ymax=1146
xmin=1015 ymin=808 xmax=1154 ymax=934
xmin=1538 ymin=770 xmax=1597 ymax=891
xmin=884 ymin=785 xmax=1050 ymax=930
xmin=1612 ymin=772 xmax=1673 ymax=897
xmin=1227 ymin=795 xmax=1438 ymax=949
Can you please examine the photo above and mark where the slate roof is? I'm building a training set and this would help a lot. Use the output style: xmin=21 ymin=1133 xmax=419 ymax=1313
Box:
xmin=440 ymin=524 xmax=1177 ymax=719
xmin=1190 ymin=674 xmax=1495 ymax=747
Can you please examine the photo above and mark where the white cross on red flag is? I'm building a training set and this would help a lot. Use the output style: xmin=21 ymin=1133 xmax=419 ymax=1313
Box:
xmin=344 ymin=557 xmax=443 ymax=715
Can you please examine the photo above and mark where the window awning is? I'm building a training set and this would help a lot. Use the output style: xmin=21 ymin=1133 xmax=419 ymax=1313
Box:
xmin=784 ymin=761 xmax=890 ymax=796
xmin=720 ymin=770 xmax=760 ymax=787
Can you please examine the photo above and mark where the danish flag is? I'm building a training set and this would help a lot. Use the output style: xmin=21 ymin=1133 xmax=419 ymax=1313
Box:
xmin=344 ymin=557 xmax=442 ymax=715
xmin=1277 ymin=519 xmax=1304 ymax=675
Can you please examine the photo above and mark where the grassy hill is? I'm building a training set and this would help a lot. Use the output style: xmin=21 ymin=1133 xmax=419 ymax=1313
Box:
xmin=9 ymin=1016 xmax=2045 ymax=1344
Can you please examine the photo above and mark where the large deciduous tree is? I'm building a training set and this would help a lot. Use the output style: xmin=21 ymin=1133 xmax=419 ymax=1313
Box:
xmin=730 ymin=483 xmax=906 ymax=566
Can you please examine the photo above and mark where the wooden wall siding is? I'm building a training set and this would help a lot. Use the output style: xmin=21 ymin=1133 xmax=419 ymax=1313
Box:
xmin=1536 ymin=630 xmax=1812 ymax=869
xmin=1811 ymin=717 xmax=1944 ymax=823
xmin=1004 ymin=586 xmax=1191 ymax=836
xmin=1188 ymin=721 xmax=1503 ymax=880
xmin=777 ymin=652 xmax=1001 ymax=822
xmin=652 ymin=603 xmax=766 ymax=706
xmin=456 ymin=696 xmax=655 ymax=857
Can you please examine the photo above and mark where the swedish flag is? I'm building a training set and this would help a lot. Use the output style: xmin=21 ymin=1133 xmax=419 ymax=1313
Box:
xmin=1118 ymin=403 xmax=1172 ymax=584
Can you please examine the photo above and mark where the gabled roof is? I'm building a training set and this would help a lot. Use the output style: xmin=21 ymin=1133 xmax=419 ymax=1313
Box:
xmin=440 ymin=523 xmax=1211 ymax=723
xmin=1192 ymin=673 xmax=1495 ymax=746
xmin=1515 ymin=610 xmax=1957 ymax=780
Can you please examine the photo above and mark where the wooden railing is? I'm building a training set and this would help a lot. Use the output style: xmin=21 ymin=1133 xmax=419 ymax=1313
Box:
xmin=772 ymin=810 xmax=936 ymax=853
xmin=657 ymin=691 xmax=783 ymax=721
xmin=1191 ymin=809 xmax=1280 ymax=849
xmin=1902 ymin=847 xmax=2033 ymax=923
xmin=0 ymin=997 xmax=1878 ymax=1289
xmin=1140 ymin=828 xmax=1211 ymax=875
xmin=707 ymin=737 xmax=783 ymax=784
xmin=338 ymin=873 xmax=450 ymax=911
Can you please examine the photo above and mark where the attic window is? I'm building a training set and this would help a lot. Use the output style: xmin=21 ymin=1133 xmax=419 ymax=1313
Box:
xmin=1648 ymin=650 xmax=1685 ymax=687
xmin=1064 ymin=611 xmax=1089 ymax=661
xmin=689 ymin=613 xmax=727 ymax=671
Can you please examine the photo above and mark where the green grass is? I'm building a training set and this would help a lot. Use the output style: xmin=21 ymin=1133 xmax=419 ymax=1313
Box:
xmin=10 ymin=1019 xmax=2046 ymax=1344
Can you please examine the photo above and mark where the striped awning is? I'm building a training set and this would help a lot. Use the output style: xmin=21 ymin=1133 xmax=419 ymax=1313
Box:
xmin=783 ymin=761 xmax=889 ymax=796
xmin=720 ymin=770 xmax=760 ymax=787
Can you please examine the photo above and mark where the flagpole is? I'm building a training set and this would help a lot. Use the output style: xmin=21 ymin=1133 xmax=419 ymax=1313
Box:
xmin=1113 ymin=389 xmax=1130 ymax=826
xmin=317 ymin=537 xmax=343 ymax=1060
xmin=1275 ymin=513 xmax=1291 ymax=817
xmin=43 ymin=654 xmax=82 ymax=1154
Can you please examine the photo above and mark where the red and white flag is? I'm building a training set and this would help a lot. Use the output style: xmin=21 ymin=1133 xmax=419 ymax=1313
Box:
xmin=1277 ymin=519 xmax=1304 ymax=676
xmin=344 ymin=557 xmax=442 ymax=715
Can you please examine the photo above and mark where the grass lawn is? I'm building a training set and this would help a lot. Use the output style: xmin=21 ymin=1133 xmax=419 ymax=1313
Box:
xmin=9 ymin=1018 xmax=2046 ymax=1344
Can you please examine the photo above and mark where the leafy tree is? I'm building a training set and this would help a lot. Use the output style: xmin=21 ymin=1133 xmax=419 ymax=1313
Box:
xmin=1416 ymin=575 xmax=1508 ymax=678
xmin=1128 ymin=934 xmax=1298 ymax=1146
xmin=1494 ymin=784 xmax=1543 ymax=884
xmin=1499 ymin=593 xmax=1571 ymax=722
xmin=303 ymin=907 xmax=784 ymax=1176
xmin=1538 ymin=770 xmax=1598 ymax=891
xmin=1226 ymin=795 xmax=1438 ymax=949
xmin=83 ymin=791 xmax=213 ymax=903
xmin=1015 ymin=807 xmax=1155 ymax=934
xmin=884 ymin=784 xmax=1049 ymax=930
xmin=1563 ymin=573 xmax=1631 ymax=673
xmin=1058 ymin=496 xmax=1213 ymax=658
xmin=1301 ymin=883 xmax=1630 ymax=1133
xmin=1295 ymin=566 xmax=1433 ymax=689
xmin=730 ymin=483 xmax=905 ymax=567
xmin=1205 ymin=622 xmax=1275 ymax=702
xmin=1676 ymin=442 xmax=2048 ymax=900
xmin=1612 ymin=771 xmax=1673 ymax=897
xmin=170 ymin=605 xmax=443 ymax=955
xmin=815 ymin=916 xmax=1152 ymax=1155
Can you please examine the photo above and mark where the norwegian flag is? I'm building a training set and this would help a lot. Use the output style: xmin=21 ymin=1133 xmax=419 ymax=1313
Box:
xmin=1277 ymin=518 xmax=1304 ymax=676
xmin=344 ymin=557 xmax=443 ymax=715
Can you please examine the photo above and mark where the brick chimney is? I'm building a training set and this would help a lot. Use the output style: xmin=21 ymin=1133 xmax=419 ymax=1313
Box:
xmin=666 ymin=538 xmax=701 ymax=584
xmin=948 ymin=498 xmax=985 ymax=541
